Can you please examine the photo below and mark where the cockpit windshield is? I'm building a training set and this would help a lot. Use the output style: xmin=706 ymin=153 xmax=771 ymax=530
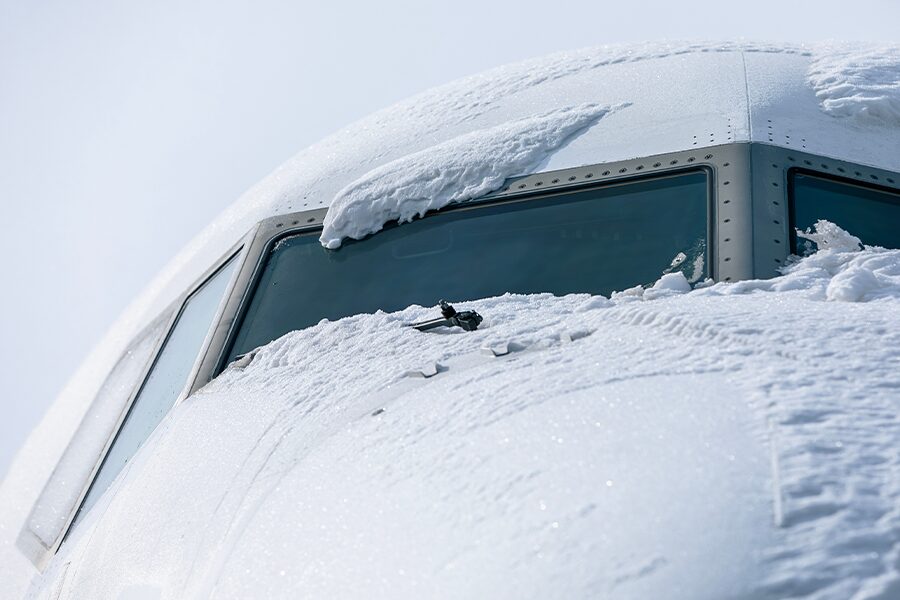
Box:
xmin=223 ymin=170 xmax=709 ymax=366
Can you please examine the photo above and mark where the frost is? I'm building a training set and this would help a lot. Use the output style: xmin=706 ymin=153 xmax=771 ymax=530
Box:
xmin=808 ymin=43 xmax=900 ymax=126
xmin=319 ymin=103 xmax=625 ymax=249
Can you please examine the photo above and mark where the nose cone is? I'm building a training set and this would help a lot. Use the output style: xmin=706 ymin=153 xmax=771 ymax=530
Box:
xmin=211 ymin=372 xmax=775 ymax=599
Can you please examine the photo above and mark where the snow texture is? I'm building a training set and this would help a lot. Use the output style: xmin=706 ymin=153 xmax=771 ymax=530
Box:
xmin=319 ymin=103 xmax=623 ymax=248
xmin=4 ymin=39 xmax=900 ymax=598
xmin=809 ymin=43 xmax=900 ymax=126
xmin=26 ymin=224 xmax=900 ymax=600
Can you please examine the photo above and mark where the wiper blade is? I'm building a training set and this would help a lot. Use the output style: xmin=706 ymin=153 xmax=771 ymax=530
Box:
xmin=408 ymin=300 xmax=483 ymax=332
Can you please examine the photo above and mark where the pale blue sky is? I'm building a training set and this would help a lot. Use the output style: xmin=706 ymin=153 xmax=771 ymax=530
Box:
xmin=1 ymin=0 xmax=897 ymax=478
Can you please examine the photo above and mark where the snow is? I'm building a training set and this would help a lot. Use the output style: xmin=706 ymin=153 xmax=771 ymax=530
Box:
xmin=808 ymin=43 xmax=900 ymax=126
xmin=3 ymin=39 xmax=900 ymax=598
xmin=17 ymin=224 xmax=900 ymax=600
xmin=319 ymin=103 xmax=624 ymax=248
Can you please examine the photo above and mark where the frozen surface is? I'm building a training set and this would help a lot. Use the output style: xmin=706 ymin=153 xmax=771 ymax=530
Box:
xmin=320 ymin=103 xmax=623 ymax=248
xmin=3 ymin=40 xmax=900 ymax=598
xmin=41 ymin=41 xmax=893 ymax=351
xmin=17 ymin=224 xmax=900 ymax=600
xmin=809 ymin=43 xmax=900 ymax=126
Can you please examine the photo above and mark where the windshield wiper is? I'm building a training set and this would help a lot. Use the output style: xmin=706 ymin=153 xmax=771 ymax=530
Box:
xmin=408 ymin=300 xmax=483 ymax=332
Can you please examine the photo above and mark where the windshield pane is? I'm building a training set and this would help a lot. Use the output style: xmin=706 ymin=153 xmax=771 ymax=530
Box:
xmin=791 ymin=172 xmax=900 ymax=252
xmin=70 ymin=255 xmax=237 ymax=530
xmin=226 ymin=170 xmax=709 ymax=364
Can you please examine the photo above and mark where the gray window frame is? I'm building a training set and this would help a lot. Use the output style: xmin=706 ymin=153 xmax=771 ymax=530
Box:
xmin=19 ymin=238 xmax=250 ymax=568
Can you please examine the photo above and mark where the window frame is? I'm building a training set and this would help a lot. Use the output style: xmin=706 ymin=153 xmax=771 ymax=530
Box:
xmin=213 ymin=165 xmax=718 ymax=377
xmin=18 ymin=240 xmax=251 ymax=567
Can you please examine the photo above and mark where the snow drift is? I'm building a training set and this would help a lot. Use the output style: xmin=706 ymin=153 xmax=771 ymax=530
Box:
xmin=319 ymin=103 xmax=625 ymax=248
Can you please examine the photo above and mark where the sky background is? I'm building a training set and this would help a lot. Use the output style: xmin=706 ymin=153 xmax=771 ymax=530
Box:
xmin=0 ymin=0 xmax=898 ymax=479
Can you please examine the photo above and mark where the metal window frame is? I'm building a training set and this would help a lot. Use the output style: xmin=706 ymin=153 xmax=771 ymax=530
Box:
xmin=193 ymin=145 xmax=746 ymax=387
xmin=20 ymin=235 xmax=253 ymax=569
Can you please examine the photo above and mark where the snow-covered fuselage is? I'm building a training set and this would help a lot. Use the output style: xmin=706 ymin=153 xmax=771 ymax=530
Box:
xmin=2 ymin=42 xmax=900 ymax=599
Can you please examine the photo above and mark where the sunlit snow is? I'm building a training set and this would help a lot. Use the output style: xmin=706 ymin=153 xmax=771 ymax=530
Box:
xmin=319 ymin=103 xmax=625 ymax=248
xmin=23 ymin=224 xmax=900 ymax=600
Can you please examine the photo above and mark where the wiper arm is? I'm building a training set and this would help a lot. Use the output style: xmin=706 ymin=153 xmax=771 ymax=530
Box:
xmin=408 ymin=300 xmax=483 ymax=332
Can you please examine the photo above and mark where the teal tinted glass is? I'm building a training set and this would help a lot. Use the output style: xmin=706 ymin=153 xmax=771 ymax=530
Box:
xmin=791 ymin=172 xmax=900 ymax=253
xmin=225 ymin=171 xmax=709 ymax=365
xmin=70 ymin=255 xmax=237 ymax=531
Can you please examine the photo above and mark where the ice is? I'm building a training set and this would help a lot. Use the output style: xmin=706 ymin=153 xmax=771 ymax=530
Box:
xmin=319 ymin=103 xmax=624 ymax=249
xmin=797 ymin=218 xmax=864 ymax=253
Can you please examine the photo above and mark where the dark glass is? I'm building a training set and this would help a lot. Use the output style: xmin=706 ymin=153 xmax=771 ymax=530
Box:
xmin=71 ymin=255 xmax=238 ymax=529
xmin=226 ymin=171 xmax=709 ymax=364
xmin=791 ymin=172 xmax=900 ymax=253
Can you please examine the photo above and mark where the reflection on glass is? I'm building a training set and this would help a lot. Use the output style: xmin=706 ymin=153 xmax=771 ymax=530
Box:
xmin=70 ymin=256 xmax=237 ymax=530
xmin=226 ymin=171 xmax=709 ymax=364
xmin=791 ymin=172 xmax=900 ymax=253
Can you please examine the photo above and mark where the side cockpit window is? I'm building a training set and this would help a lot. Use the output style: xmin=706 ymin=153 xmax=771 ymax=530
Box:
xmin=67 ymin=255 xmax=238 ymax=533
xmin=18 ymin=313 xmax=170 ymax=566
xmin=790 ymin=171 xmax=900 ymax=252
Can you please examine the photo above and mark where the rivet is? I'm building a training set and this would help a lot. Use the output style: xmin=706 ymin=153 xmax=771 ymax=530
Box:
xmin=772 ymin=182 xmax=779 ymax=187
xmin=724 ymin=199 xmax=731 ymax=204
xmin=518 ymin=184 xmax=526 ymax=189
xmin=774 ymin=239 xmax=781 ymax=244
xmin=723 ymin=181 xmax=730 ymax=186
xmin=568 ymin=176 xmax=576 ymax=181
xmin=724 ymin=218 xmax=731 ymax=223
xmin=602 ymin=171 xmax=610 ymax=176
xmin=307 ymin=217 xmax=315 ymax=223
xmin=552 ymin=179 xmax=559 ymax=184
xmin=773 ymin=220 xmax=780 ymax=225
xmin=636 ymin=165 xmax=644 ymax=170
xmin=585 ymin=173 xmax=594 ymax=178
xmin=618 ymin=168 xmax=626 ymax=173
xmin=705 ymin=154 xmax=713 ymax=159
xmin=724 ymin=237 xmax=731 ymax=242
xmin=724 ymin=257 xmax=732 ymax=262
xmin=670 ymin=160 xmax=678 ymax=165
xmin=653 ymin=162 xmax=661 ymax=168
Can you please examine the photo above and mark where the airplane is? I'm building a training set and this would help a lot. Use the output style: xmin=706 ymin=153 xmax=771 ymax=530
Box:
xmin=2 ymin=41 xmax=899 ymax=599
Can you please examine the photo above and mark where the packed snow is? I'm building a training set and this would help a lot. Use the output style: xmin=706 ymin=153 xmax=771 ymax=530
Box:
xmin=319 ymin=103 xmax=624 ymax=248
xmin=17 ymin=224 xmax=900 ymax=600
